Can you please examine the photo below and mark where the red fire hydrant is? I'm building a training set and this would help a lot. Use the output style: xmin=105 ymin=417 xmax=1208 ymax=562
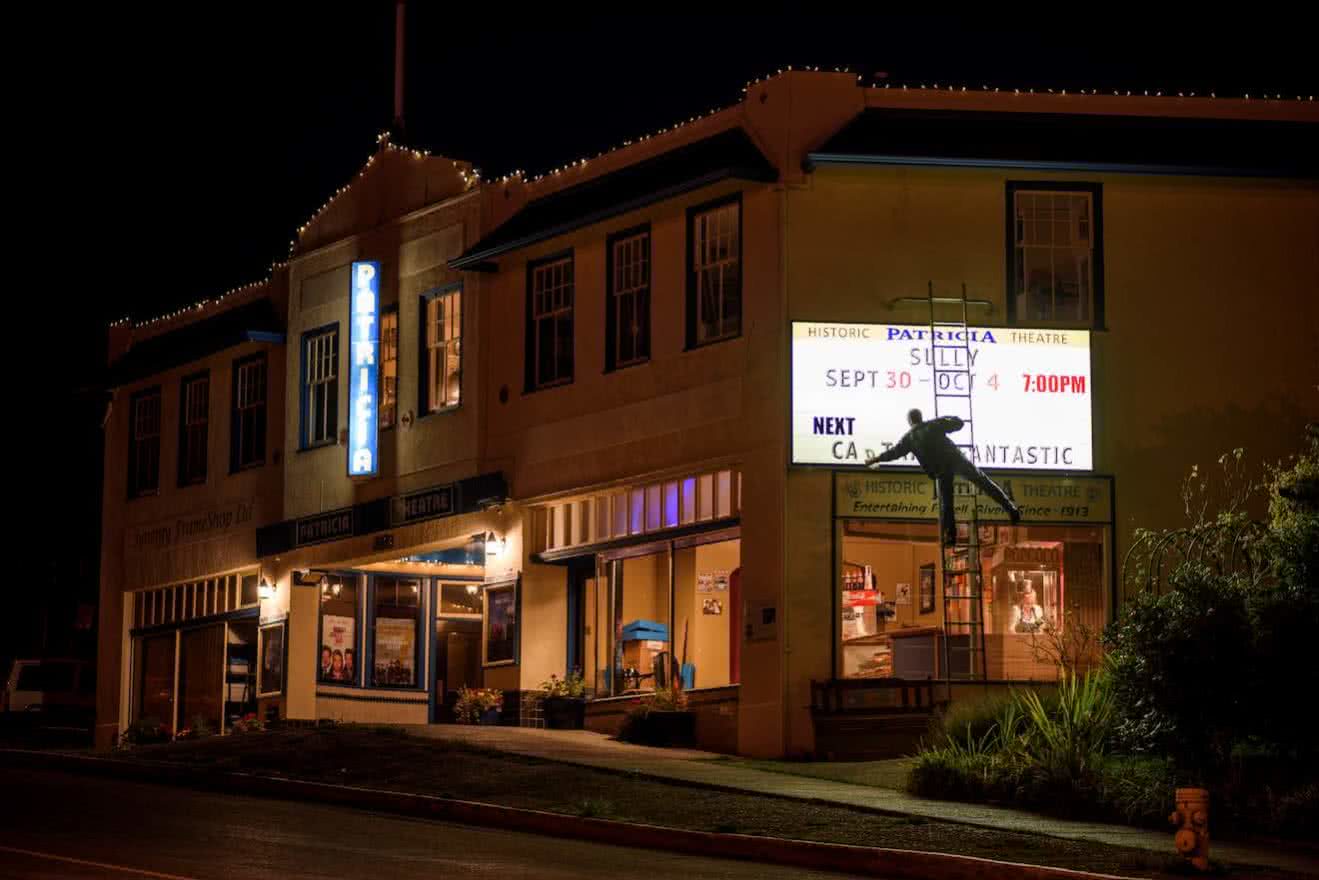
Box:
xmin=1169 ymin=787 xmax=1211 ymax=871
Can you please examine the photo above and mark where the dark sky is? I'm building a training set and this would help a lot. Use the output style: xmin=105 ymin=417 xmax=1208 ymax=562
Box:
xmin=12 ymin=6 xmax=1315 ymax=651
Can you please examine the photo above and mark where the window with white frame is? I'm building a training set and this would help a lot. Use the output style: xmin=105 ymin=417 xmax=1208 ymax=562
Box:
xmin=424 ymin=290 xmax=461 ymax=411
xmin=178 ymin=373 xmax=209 ymax=485
xmin=231 ymin=354 xmax=266 ymax=470
xmin=607 ymin=228 xmax=651 ymax=370
xmin=380 ymin=310 xmax=398 ymax=427
xmin=527 ymin=255 xmax=574 ymax=389
xmin=129 ymin=387 xmax=161 ymax=497
xmin=303 ymin=326 xmax=338 ymax=447
xmin=1010 ymin=186 xmax=1100 ymax=325
xmin=689 ymin=198 xmax=741 ymax=346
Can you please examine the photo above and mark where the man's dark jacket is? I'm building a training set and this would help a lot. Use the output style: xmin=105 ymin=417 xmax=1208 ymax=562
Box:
xmin=874 ymin=416 xmax=966 ymax=476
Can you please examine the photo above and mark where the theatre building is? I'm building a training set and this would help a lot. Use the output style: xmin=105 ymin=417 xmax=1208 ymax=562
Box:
xmin=96 ymin=278 xmax=288 ymax=749
xmin=449 ymin=72 xmax=1315 ymax=758
xmin=98 ymin=72 xmax=1316 ymax=758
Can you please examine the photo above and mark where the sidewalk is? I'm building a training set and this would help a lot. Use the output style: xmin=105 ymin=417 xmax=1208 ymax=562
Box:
xmin=408 ymin=725 xmax=1318 ymax=876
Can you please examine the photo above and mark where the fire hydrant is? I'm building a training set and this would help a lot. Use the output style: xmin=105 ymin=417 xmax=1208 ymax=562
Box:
xmin=1169 ymin=787 xmax=1211 ymax=871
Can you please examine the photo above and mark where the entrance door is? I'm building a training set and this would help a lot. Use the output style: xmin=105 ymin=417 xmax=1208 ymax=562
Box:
xmin=434 ymin=619 xmax=481 ymax=722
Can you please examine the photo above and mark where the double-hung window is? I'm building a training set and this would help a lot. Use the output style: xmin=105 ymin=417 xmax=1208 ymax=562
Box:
xmin=421 ymin=288 xmax=461 ymax=412
xmin=526 ymin=254 xmax=574 ymax=390
xmin=128 ymin=387 xmax=161 ymax=497
xmin=178 ymin=372 xmax=209 ymax=486
xmin=1008 ymin=183 xmax=1103 ymax=326
xmin=231 ymin=353 xmax=267 ymax=471
xmin=302 ymin=326 xmax=339 ymax=448
xmin=380 ymin=309 xmax=398 ymax=428
xmin=687 ymin=196 xmax=741 ymax=347
xmin=606 ymin=227 xmax=651 ymax=371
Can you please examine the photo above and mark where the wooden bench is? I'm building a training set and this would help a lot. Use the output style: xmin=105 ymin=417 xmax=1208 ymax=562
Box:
xmin=810 ymin=678 xmax=943 ymax=761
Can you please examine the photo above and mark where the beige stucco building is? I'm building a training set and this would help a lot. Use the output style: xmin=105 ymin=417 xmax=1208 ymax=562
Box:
xmin=99 ymin=72 xmax=1317 ymax=758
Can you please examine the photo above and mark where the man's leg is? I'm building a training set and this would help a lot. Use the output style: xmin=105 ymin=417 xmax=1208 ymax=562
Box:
xmin=956 ymin=459 xmax=1021 ymax=521
xmin=936 ymin=473 xmax=957 ymax=544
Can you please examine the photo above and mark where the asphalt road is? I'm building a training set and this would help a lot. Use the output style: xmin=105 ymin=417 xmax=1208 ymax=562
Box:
xmin=0 ymin=768 xmax=872 ymax=879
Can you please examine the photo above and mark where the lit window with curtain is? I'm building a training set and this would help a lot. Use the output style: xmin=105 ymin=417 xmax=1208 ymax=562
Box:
xmin=380 ymin=309 xmax=398 ymax=427
xmin=688 ymin=196 xmax=741 ymax=346
xmin=1009 ymin=184 xmax=1102 ymax=326
xmin=422 ymin=288 xmax=461 ymax=412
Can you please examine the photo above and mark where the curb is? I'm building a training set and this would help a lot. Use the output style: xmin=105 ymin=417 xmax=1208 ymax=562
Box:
xmin=3 ymin=749 xmax=1137 ymax=880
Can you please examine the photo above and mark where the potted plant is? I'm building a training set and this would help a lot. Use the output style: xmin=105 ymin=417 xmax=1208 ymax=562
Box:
xmin=454 ymin=686 xmax=503 ymax=724
xmin=618 ymin=683 xmax=695 ymax=747
xmin=540 ymin=669 xmax=587 ymax=729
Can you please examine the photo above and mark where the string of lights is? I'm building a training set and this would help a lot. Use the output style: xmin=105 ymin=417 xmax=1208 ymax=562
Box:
xmin=113 ymin=67 xmax=1313 ymax=332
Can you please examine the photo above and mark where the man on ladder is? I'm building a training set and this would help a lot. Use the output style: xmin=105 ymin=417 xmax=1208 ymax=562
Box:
xmin=866 ymin=408 xmax=1021 ymax=546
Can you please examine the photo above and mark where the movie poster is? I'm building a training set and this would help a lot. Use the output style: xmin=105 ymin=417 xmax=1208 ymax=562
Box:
xmin=485 ymin=584 xmax=517 ymax=664
xmin=260 ymin=623 xmax=284 ymax=695
xmin=373 ymin=617 xmax=417 ymax=687
xmin=320 ymin=614 xmax=355 ymax=683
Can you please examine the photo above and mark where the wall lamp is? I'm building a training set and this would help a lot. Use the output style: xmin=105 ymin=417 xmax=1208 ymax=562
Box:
xmin=258 ymin=577 xmax=275 ymax=600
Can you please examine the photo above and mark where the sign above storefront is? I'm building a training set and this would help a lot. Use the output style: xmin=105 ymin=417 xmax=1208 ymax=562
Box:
xmin=835 ymin=472 xmax=1112 ymax=524
xmin=348 ymin=260 xmax=380 ymax=477
xmin=392 ymin=484 xmax=456 ymax=527
xmin=294 ymin=508 xmax=355 ymax=547
xmin=792 ymin=322 xmax=1092 ymax=470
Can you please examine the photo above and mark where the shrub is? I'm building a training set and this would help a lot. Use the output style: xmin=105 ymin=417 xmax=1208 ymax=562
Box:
xmin=540 ymin=669 xmax=586 ymax=699
xmin=616 ymin=685 xmax=690 ymax=743
xmin=453 ymin=687 xmax=503 ymax=723
xmin=116 ymin=717 xmax=171 ymax=749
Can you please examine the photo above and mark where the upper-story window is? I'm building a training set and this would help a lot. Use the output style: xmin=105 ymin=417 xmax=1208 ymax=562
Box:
xmin=231 ymin=353 xmax=267 ymax=471
xmin=128 ymin=387 xmax=161 ymax=497
xmin=687 ymin=195 xmax=741 ymax=347
xmin=422 ymin=287 xmax=461 ymax=412
xmin=526 ymin=254 xmax=574 ymax=390
xmin=302 ymin=325 xmax=339 ymax=448
xmin=1008 ymin=183 xmax=1103 ymax=326
xmin=178 ymin=372 xmax=209 ymax=486
xmin=380 ymin=309 xmax=398 ymax=428
xmin=606 ymin=226 xmax=651 ymax=371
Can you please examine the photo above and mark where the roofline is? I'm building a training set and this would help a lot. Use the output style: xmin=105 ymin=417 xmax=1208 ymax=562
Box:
xmin=450 ymin=164 xmax=776 ymax=269
xmin=289 ymin=186 xmax=480 ymax=267
xmin=803 ymin=152 xmax=1319 ymax=179
xmin=861 ymin=85 xmax=1319 ymax=123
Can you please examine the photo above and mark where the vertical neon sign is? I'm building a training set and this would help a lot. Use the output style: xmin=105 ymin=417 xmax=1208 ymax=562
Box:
xmin=348 ymin=260 xmax=380 ymax=477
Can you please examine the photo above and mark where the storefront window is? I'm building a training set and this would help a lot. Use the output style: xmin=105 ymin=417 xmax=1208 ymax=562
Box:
xmin=177 ymin=625 xmax=224 ymax=734
xmin=673 ymin=538 xmax=739 ymax=690
xmin=373 ymin=577 xmax=421 ymax=687
xmin=137 ymin=633 xmax=175 ymax=726
xmin=440 ymin=583 xmax=482 ymax=616
xmin=838 ymin=520 xmax=1108 ymax=682
xmin=318 ymin=575 xmax=359 ymax=684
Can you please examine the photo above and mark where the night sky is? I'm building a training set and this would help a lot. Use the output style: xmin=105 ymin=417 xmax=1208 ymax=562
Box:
xmin=12 ymin=6 xmax=1315 ymax=658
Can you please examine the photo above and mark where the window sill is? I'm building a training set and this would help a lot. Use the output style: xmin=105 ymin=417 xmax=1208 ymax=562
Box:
xmin=297 ymin=441 xmax=338 ymax=455
xmin=129 ymin=489 xmax=161 ymax=501
xmin=417 ymin=403 xmax=462 ymax=421
xmin=684 ymin=332 xmax=742 ymax=352
xmin=229 ymin=460 xmax=267 ymax=475
xmin=604 ymin=359 xmax=651 ymax=375
xmin=523 ymin=379 xmax=573 ymax=396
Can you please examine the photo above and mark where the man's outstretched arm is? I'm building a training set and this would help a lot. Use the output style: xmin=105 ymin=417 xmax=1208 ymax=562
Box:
xmin=865 ymin=439 xmax=909 ymax=467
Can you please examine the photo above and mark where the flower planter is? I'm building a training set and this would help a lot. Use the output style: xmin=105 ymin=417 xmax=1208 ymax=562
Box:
xmin=635 ymin=709 xmax=695 ymax=747
xmin=478 ymin=707 xmax=501 ymax=726
xmin=542 ymin=696 xmax=586 ymax=730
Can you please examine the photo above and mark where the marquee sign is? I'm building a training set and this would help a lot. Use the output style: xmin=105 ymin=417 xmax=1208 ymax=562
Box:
xmin=792 ymin=322 xmax=1092 ymax=471
xmin=348 ymin=261 xmax=381 ymax=477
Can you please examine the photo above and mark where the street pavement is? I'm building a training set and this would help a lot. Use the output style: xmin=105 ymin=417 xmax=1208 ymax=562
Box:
xmin=0 ymin=767 xmax=873 ymax=879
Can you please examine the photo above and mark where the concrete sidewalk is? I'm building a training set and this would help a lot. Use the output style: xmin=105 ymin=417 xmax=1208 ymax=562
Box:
xmin=408 ymin=725 xmax=1318 ymax=875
